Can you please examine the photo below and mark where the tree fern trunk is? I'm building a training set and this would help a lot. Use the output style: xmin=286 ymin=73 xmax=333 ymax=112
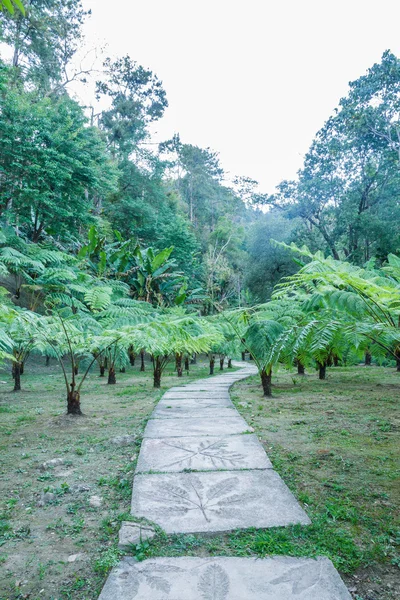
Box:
xmin=99 ymin=365 xmax=105 ymax=377
xmin=297 ymin=360 xmax=305 ymax=375
xmin=13 ymin=362 xmax=21 ymax=392
xmin=260 ymin=367 xmax=272 ymax=397
xmin=67 ymin=389 xmax=82 ymax=415
xmin=219 ymin=357 xmax=225 ymax=370
xmin=228 ymin=358 xmax=232 ymax=368
xmin=318 ymin=361 xmax=327 ymax=379
xmin=176 ymin=353 xmax=183 ymax=377
xmin=209 ymin=356 xmax=215 ymax=375
xmin=128 ymin=346 xmax=135 ymax=366
xmin=241 ymin=352 xmax=246 ymax=361
xmin=185 ymin=356 xmax=190 ymax=372
xmin=154 ymin=357 xmax=162 ymax=388
xmin=365 ymin=351 xmax=372 ymax=366
xmin=108 ymin=367 xmax=116 ymax=384
xmin=140 ymin=351 xmax=145 ymax=372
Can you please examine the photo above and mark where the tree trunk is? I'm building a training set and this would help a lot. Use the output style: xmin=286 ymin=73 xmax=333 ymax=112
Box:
xmin=128 ymin=346 xmax=135 ymax=366
xmin=67 ymin=388 xmax=82 ymax=415
xmin=260 ymin=367 xmax=272 ymax=397
xmin=209 ymin=356 xmax=215 ymax=375
xmin=108 ymin=367 xmax=116 ymax=384
xmin=365 ymin=351 xmax=372 ymax=366
xmin=249 ymin=354 xmax=254 ymax=360
xmin=241 ymin=352 xmax=246 ymax=361
xmin=120 ymin=366 xmax=126 ymax=373
xmin=100 ymin=365 xmax=105 ymax=377
xmin=297 ymin=360 xmax=305 ymax=375
xmin=140 ymin=351 xmax=145 ymax=372
xmin=185 ymin=356 xmax=190 ymax=372
xmin=176 ymin=353 xmax=183 ymax=377
xmin=228 ymin=358 xmax=232 ymax=368
xmin=153 ymin=357 xmax=162 ymax=388
xmin=190 ymin=354 xmax=197 ymax=365
xmin=318 ymin=361 xmax=327 ymax=380
xmin=333 ymin=355 xmax=339 ymax=367
xmin=45 ymin=356 xmax=50 ymax=367
xmin=219 ymin=357 xmax=225 ymax=370
xmin=13 ymin=362 xmax=21 ymax=392
xmin=74 ymin=364 xmax=79 ymax=375
xmin=20 ymin=361 xmax=24 ymax=375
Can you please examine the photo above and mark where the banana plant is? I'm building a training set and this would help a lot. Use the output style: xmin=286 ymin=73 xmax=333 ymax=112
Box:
xmin=0 ymin=0 xmax=24 ymax=14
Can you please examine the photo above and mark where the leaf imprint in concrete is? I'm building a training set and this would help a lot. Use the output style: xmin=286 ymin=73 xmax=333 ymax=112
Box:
xmin=98 ymin=556 xmax=352 ymax=600
xmin=136 ymin=434 xmax=272 ymax=473
xmin=131 ymin=470 xmax=310 ymax=533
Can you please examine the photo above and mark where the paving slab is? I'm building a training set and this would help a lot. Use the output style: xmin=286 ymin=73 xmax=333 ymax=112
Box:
xmin=157 ymin=397 xmax=234 ymax=408
xmin=131 ymin=470 xmax=310 ymax=533
xmin=162 ymin=393 xmax=232 ymax=400
xmin=144 ymin=416 xmax=252 ymax=438
xmin=136 ymin=434 xmax=272 ymax=473
xmin=152 ymin=405 xmax=237 ymax=419
xmin=99 ymin=556 xmax=351 ymax=600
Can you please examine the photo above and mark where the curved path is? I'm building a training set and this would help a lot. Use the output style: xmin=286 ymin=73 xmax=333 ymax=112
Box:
xmin=99 ymin=362 xmax=351 ymax=599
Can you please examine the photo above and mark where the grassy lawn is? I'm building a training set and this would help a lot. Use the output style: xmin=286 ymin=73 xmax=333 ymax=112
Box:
xmin=0 ymin=360 xmax=399 ymax=599
xmin=0 ymin=355 xmax=216 ymax=600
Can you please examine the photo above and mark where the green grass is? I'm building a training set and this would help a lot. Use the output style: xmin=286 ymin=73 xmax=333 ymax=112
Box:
xmin=0 ymin=354 xmax=219 ymax=600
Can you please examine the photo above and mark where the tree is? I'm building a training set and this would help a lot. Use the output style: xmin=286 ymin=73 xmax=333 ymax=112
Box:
xmin=276 ymin=243 xmax=400 ymax=369
xmin=0 ymin=78 xmax=117 ymax=241
xmin=1 ymin=0 xmax=87 ymax=89
xmin=96 ymin=55 xmax=167 ymax=156
xmin=245 ymin=211 xmax=299 ymax=302
xmin=6 ymin=309 xmax=38 ymax=390
xmin=265 ymin=52 xmax=400 ymax=265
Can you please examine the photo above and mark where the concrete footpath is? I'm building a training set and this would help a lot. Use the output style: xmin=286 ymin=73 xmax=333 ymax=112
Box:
xmin=99 ymin=362 xmax=351 ymax=599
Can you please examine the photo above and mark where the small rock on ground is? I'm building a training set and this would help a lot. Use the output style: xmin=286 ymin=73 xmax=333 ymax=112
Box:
xmin=111 ymin=434 xmax=136 ymax=446
xmin=89 ymin=495 xmax=103 ymax=508
xmin=40 ymin=458 xmax=64 ymax=471
xmin=118 ymin=522 xmax=155 ymax=549
xmin=67 ymin=553 xmax=85 ymax=563
xmin=37 ymin=492 xmax=56 ymax=506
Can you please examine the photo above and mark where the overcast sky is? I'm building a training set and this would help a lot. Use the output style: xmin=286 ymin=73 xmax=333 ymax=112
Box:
xmin=80 ymin=0 xmax=400 ymax=193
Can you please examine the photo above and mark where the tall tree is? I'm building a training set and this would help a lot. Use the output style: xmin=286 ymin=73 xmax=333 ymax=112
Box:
xmin=1 ymin=0 xmax=88 ymax=89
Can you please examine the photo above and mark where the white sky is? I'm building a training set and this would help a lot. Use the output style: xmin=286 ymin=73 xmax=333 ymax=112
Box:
xmin=79 ymin=0 xmax=400 ymax=193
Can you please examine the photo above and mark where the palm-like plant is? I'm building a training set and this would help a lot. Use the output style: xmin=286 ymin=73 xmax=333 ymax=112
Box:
xmin=276 ymin=243 xmax=400 ymax=369
xmin=20 ymin=309 xmax=116 ymax=415
xmin=116 ymin=312 xmax=222 ymax=388
xmin=5 ymin=310 xmax=40 ymax=391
